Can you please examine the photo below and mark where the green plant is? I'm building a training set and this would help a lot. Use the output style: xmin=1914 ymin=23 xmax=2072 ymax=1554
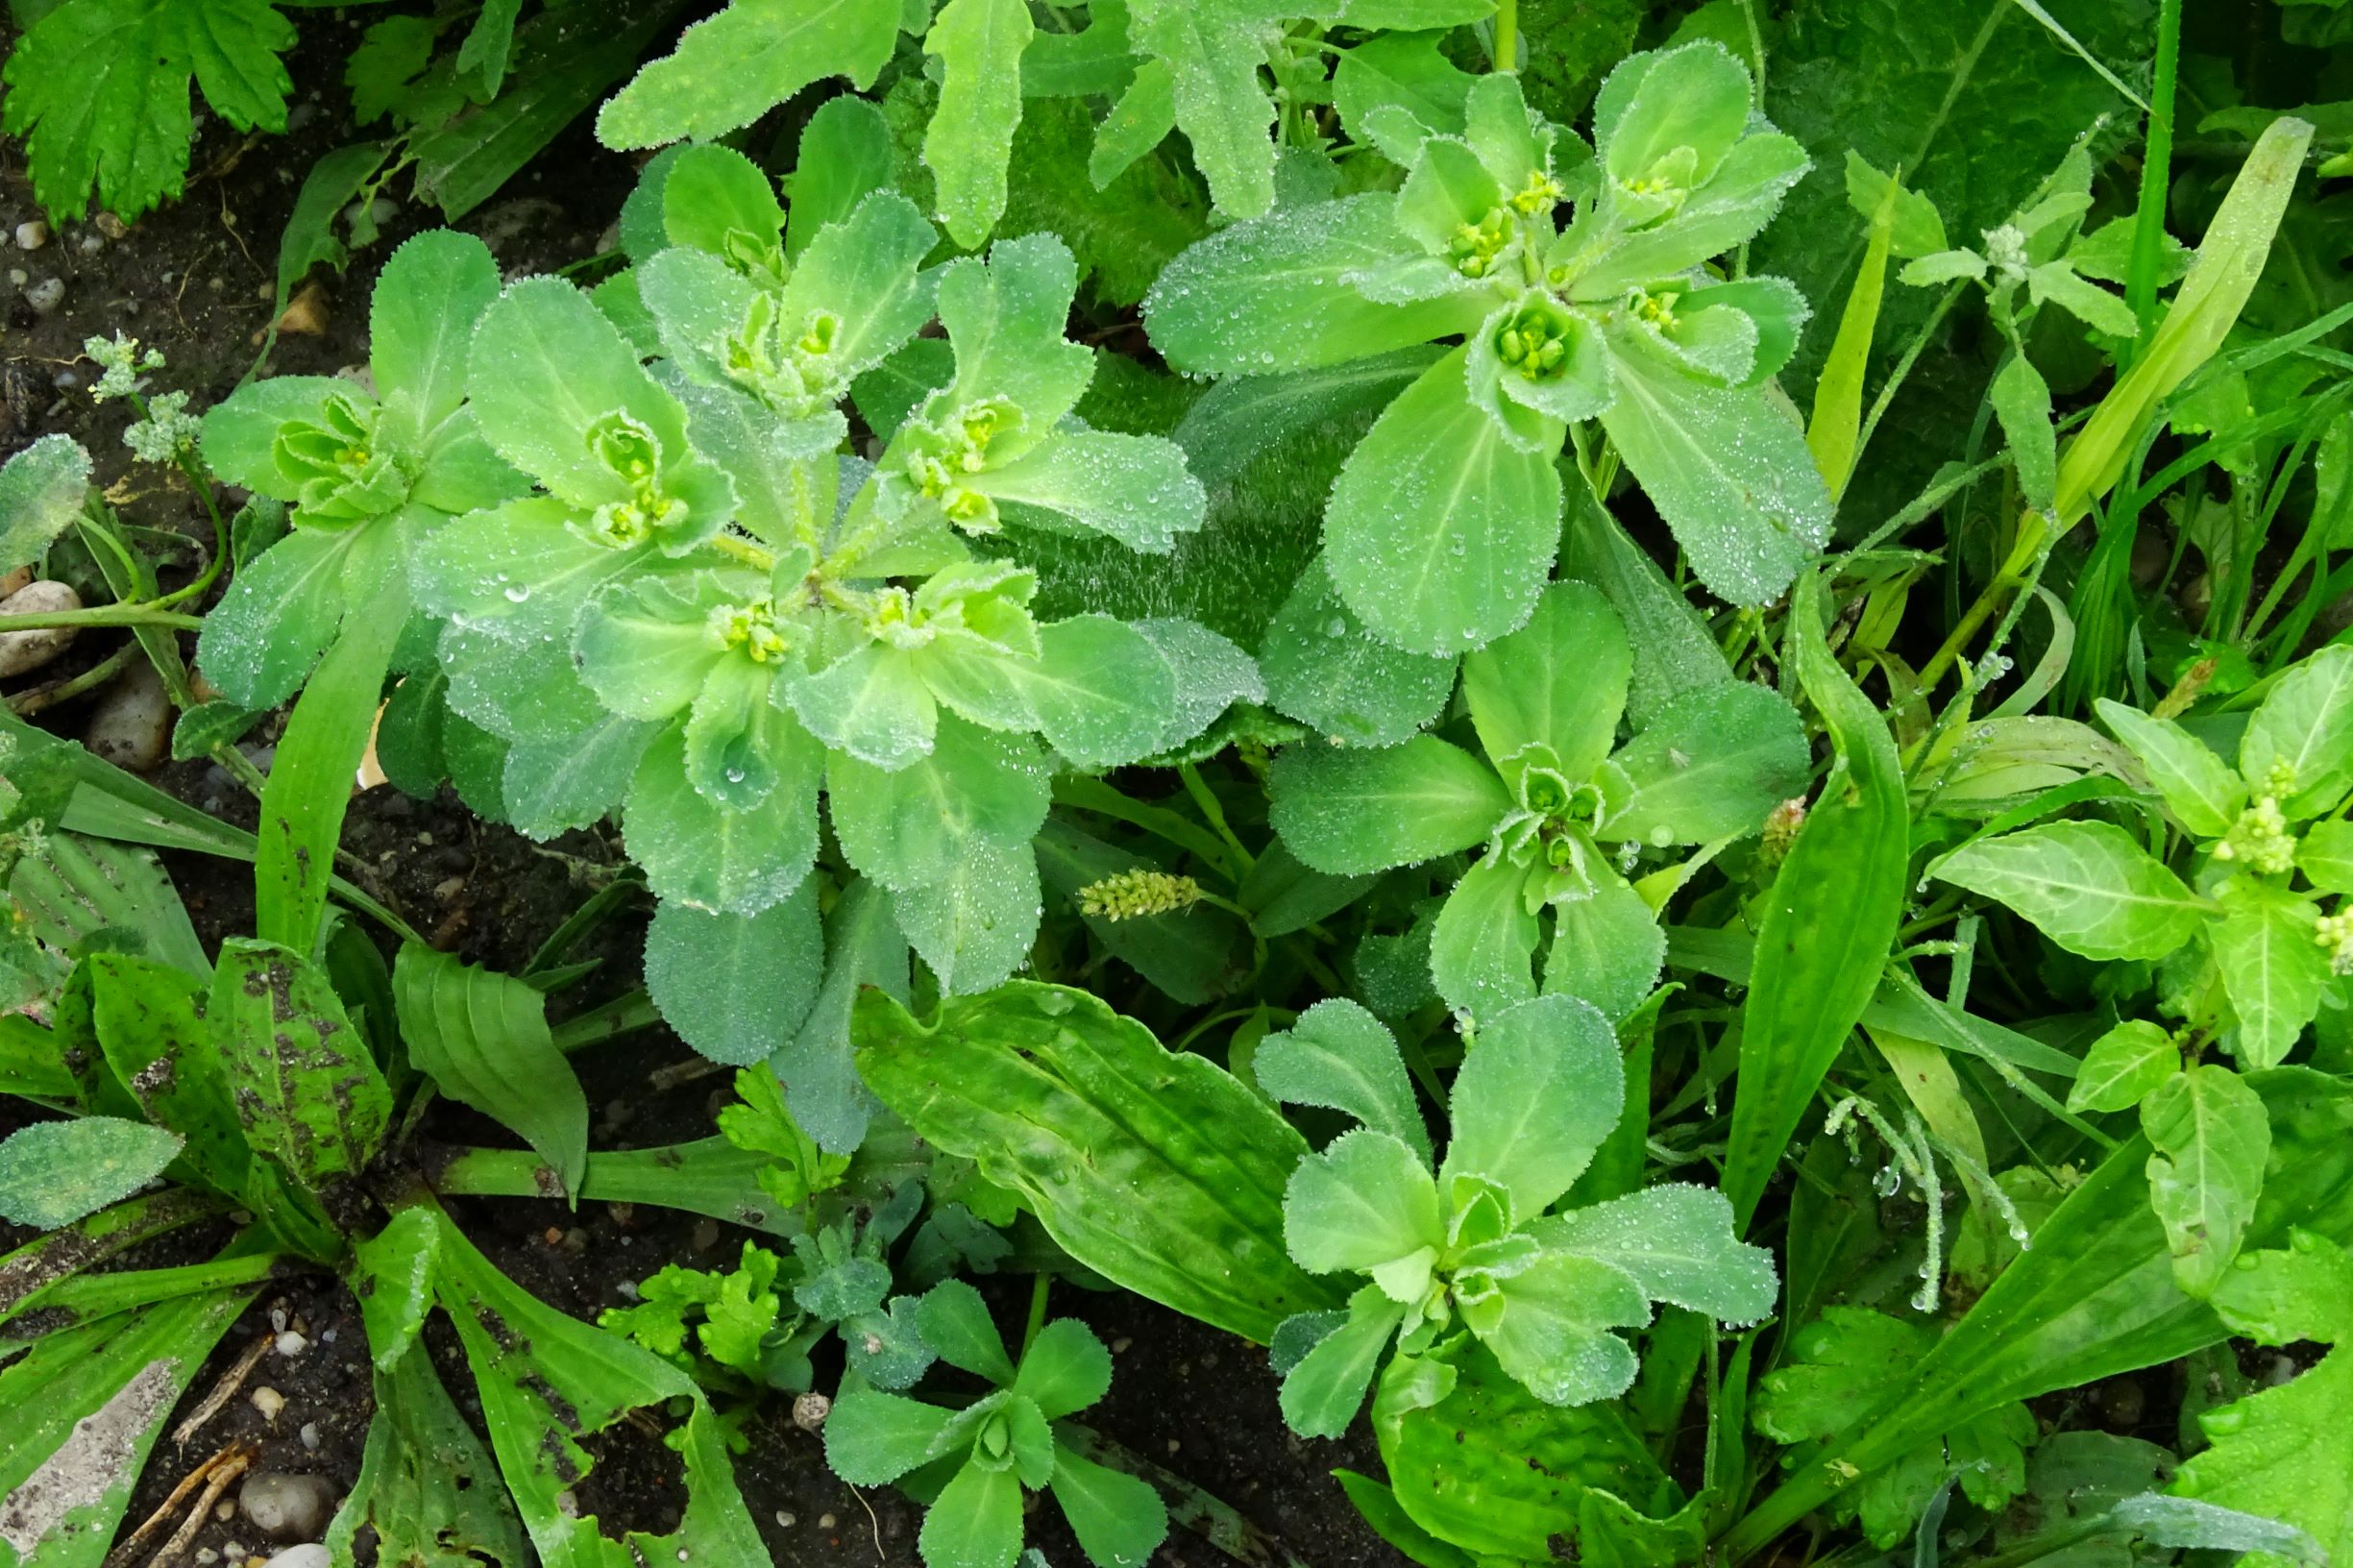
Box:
xmin=1266 ymin=993 xmax=1773 ymax=1433
xmin=1269 ymin=577 xmax=1806 ymax=1022
xmin=824 ymin=1280 xmax=1168 ymax=1568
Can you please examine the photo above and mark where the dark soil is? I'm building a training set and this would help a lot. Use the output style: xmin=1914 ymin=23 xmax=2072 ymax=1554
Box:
xmin=0 ymin=13 xmax=1409 ymax=1566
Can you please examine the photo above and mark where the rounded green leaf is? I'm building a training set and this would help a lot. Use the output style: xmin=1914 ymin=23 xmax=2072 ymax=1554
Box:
xmin=1285 ymin=1128 xmax=1443 ymax=1278
xmin=645 ymin=885 xmax=823 ymax=1066
xmin=2066 ymin=1019 xmax=2180 ymax=1115
xmin=1461 ymin=579 xmax=1630 ymax=786
xmin=1269 ymin=734 xmax=1509 ymax=875
xmin=828 ymin=717 xmax=1051 ymax=893
xmin=1324 ymin=347 xmax=1564 ymax=655
xmin=2241 ymin=645 xmax=2353 ymax=819
xmin=2142 ymin=1064 xmax=2271 ymax=1298
xmin=1429 ymin=851 xmax=1542 ymax=1023
xmin=1595 ymin=680 xmax=1809 ymax=846
xmin=1440 ymin=993 xmax=1624 ymax=1220
xmin=1260 ymin=556 xmax=1459 ymax=747
xmin=1050 ymin=1448 xmax=1170 ymax=1568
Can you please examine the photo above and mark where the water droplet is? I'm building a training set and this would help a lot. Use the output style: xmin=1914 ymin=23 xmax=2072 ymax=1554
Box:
xmin=503 ymin=584 xmax=531 ymax=603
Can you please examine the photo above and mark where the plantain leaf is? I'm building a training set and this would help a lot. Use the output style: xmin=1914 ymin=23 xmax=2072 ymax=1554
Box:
xmin=854 ymin=981 xmax=1340 ymax=1342
xmin=393 ymin=943 xmax=589 ymax=1198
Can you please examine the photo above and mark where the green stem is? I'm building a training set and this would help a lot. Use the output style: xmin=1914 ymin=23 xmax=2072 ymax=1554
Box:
xmin=1021 ymin=1271 xmax=1051 ymax=1357
xmin=551 ymin=988 xmax=665 ymax=1054
xmin=1914 ymin=509 xmax=2050 ymax=695
xmin=0 ymin=604 xmax=204 ymax=633
xmin=2122 ymin=0 xmax=2183 ymax=357
xmin=1490 ymin=0 xmax=1516 ymax=70
xmin=1177 ymin=764 xmax=1254 ymax=878
xmin=7 ymin=639 xmax=138 ymax=716
xmin=1051 ymin=775 xmax=1237 ymax=878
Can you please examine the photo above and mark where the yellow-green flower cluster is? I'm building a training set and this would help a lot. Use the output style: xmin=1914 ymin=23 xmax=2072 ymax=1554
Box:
xmin=1076 ymin=870 xmax=1200 ymax=921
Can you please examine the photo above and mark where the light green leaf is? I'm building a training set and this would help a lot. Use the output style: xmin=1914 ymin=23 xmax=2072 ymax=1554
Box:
xmin=2298 ymin=821 xmax=2353 ymax=895
xmin=194 ymin=526 xmax=361 ymax=710
xmin=922 ymin=1462 xmax=1026 ymax=1568
xmin=394 ymin=943 xmax=589 ymax=1197
xmin=823 ymin=1377 xmax=961 ymax=1484
xmin=0 ymin=1118 xmax=183 ymax=1231
xmin=1595 ymin=681 xmax=1809 ymax=846
xmin=2212 ymin=882 xmax=2328 ymax=1071
xmin=370 ymin=230 xmax=502 ymax=431
xmin=1324 ymin=346 xmax=1564 ymax=655
xmin=1462 ymin=580 xmax=1628 ymax=788
xmin=645 ymin=887 xmax=824 ymax=1068
xmin=1430 ymin=851 xmax=1541 ymax=1024
xmin=1477 ymin=1251 xmax=1647 ymax=1406
xmin=774 ymin=876 xmax=904 ymax=1155
xmin=1259 ymin=556 xmax=1459 ymax=748
xmin=787 ymin=95 xmax=895 ymax=259
xmin=982 ymin=429 xmax=1208 ymax=552
xmin=1600 ymin=330 xmax=1832 ymax=609
xmin=1049 ymin=1448 xmax=1170 ymax=1568
xmin=0 ymin=434 xmax=92 ymax=576
xmin=661 ymin=143 xmax=785 ymax=269
xmin=1539 ymin=1184 xmax=1777 ymax=1323
xmin=2241 ymin=646 xmax=2353 ymax=820
xmin=1286 ymin=1129 xmax=1444 ymax=1281
xmin=793 ymin=645 xmax=939 ymax=772
xmin=2095 ymin=699 xmax=2245 ymax=838
xmin=1269 ymin=734 xmax=1510 ymax=876
xmin=1441 ymin=993 xmax=1623 ymax=1220
xmin=322 ymin=1334 xmax=528 ymax=1568
xmin=1013 ymin=1318 xmax=1112 ymax=1420
xmin=1090 ymin=56 xmax=1177 ymax=189
xmin=2143 ymin=1064 xmax=2271 ymax=1298
xmin=2170 ymin=1352 xmax=2353 ymax=1568
xmin=1127 ymin=0 xmax=1275 ymax=218
xmin=1843 ymin=152 xmax=1947 ymax=257
xmin=2211 ymin=1229 xmax=2353 ymax=1348
xmin=1279 ymin=1286 xmax=1409 ymax=1439
xmin=1256 ymin=998 xmax=1430 ymax=1166
xmin=893 ymin=839 xmax=1040 ymax=995
xmin=924 ymin=0 xmax=1034 ymax=248
xmin=623 ymin=726 xmax=820 ymax=915
xmin=828 ymin=717 xmax=1049 ymax=892
xmin=1544 ymin=874 xmax=1666 ymax=1022
xmin=2068 ymin=1019 xmax=2180 ymax=1115
xmin=2027 ymin=261 xmax=2138 ymax=338
xmin=1991 ymin=354 xmax=2058 ymax=514
xmin=596 ymin=0 xmax=900 ymax=148
xmin=1934 ymin=821 xmax=2206 ymax=962
xmin=1021 ymin=615 xmax=1178 ymax=770
xmin=1144 ymin=195 xmax=1487 ymax=375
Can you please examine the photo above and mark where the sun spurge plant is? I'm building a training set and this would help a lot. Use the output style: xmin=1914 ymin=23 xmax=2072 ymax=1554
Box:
xmin=1933 ymin=643 xmax=2353 ymax=1295
xmin=388 ymin=146 xmax=1238 ymax=1052
xmin=823 ymin=1280 xmax=1167 ymax=1568
xmin=1269 ymin=579 xmax=1806 ymax=1022
xmin=198 ymin=231 xmax=528 ymax=709
xmin=1265 ymin=993 xmax=1774 ymax=1435
xmin=1146 ymin=42 xmax=1827 ymax=655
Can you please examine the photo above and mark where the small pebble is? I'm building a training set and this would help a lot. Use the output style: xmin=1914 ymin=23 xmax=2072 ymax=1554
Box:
xmin=216 ymin=1501 xmax=234 ymax=1521
xmin=817 ymin=1514 xmax=836 ymax=1531
xmin=791 ymin=1392 xmax=830 ymax=1433
xmin=298 ymin=1423 xmax=320 ymax=1453
xmin=197 ymin=1553 xmax=218 ymax=1566
xmin=276 ymin=1330 xmax=307 ymax=1358
xmin=94 ymin=211 xmax=128 ymax=238
xmin=249 ymin=1386 xmax=285 ymax=1422
xmin=52 ymin=371 xmax=76 ymax=391
xmin=261 ymin=1548 xmax=331 ymax=1568
xmin=690 ymin=1218 xmax=720 ymax=1253
xmin=85 ymin=659 xmax=172 ymax=772
xmin=773 ymin=1511 xmax=796 ymax=1529
xmin=1165 ymin=1439 xmax=1181 ymax=1455
xmin=0 ymin=581 xmax=81 ymax=678
xmin=1112 ymin=1337 xmax=1132 ymax=1355
xmin=270 ymin=1308 xmax=288 ymax=1335
xmin=12 ymin=221 xmax=46 ymax=251
xmin=21 ymin=276 xmax=61 ymax=314
xmin=240 ymin=1472 xmax=336 ymax=1541
xmin=76 ymin=233 xmax=103 ymax=256
xmin=320 ymin=1328 xmax=336 ymax=1345
xmin=223 ymin=1546 xmax=247 ymax=1563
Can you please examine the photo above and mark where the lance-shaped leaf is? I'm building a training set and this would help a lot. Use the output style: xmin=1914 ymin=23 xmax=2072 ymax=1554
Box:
xmin=394 ymin=943 xmax=589 ymax=1196
xmin=644 ymin=886 xmax=823 ymax=1069
xmin=324 ymin=1331 xmax=528 ymax=1568
xmin=2211 ymin=882 xmax=2328 ymax=1070
xmin=1429 ymin=851 xmax=1542 ymax=1024
xmin=1934 ymin=821 xmax=2206 ymax=963
xmin=1461 ymin=580 xmax=1628 ymax=788
xmin=0 ymin=1118 xmax=184 ymax=1231
xmin=924 ymin=0 xmax=1034 ymax=248
xmin=854 ymin=982 xmax=1340 ymax=1342
xmin=1535 ymin=1184 xmax=1776 ymax=1324
xmin=2068 ymin=1019 xmax=2180 ymax=1115
xmin=1442 ymin=994 xmax=1624 ymax=1220
xmin=1324 ymin=346 xmax=1564 ymax=655
xmin=2095 ymin=698 xmax=2245 ymax=838
xmin=1594 ymin=680 xmax=1809 ymax=847
xmin=597 ymin=0 xmax=900 ymax=148
xmin=211 ymin=939 xmax=392 ymax=1190
xmin=1256 ymin=998 xmax=1431 ymax=1165
xmin=2239 ymin=645 xmax=2353 ymax=820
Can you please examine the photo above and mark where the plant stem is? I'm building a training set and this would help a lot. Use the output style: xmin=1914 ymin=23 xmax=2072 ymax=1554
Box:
xmin=0 ymin=603 xmax=204 ymax=632
xmin=1177 ymin=763 xmax=1254 ymax=878
xmin=1021 ymin=1271 xmax=1051 ymax=1357
xmin=1914 ymin=509 xmax=2049 ymax=695
xmin=1490 ymin=0 xmax=1516 ymax=70
xmin=7 ymin=639 xmax=138 ymax=716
